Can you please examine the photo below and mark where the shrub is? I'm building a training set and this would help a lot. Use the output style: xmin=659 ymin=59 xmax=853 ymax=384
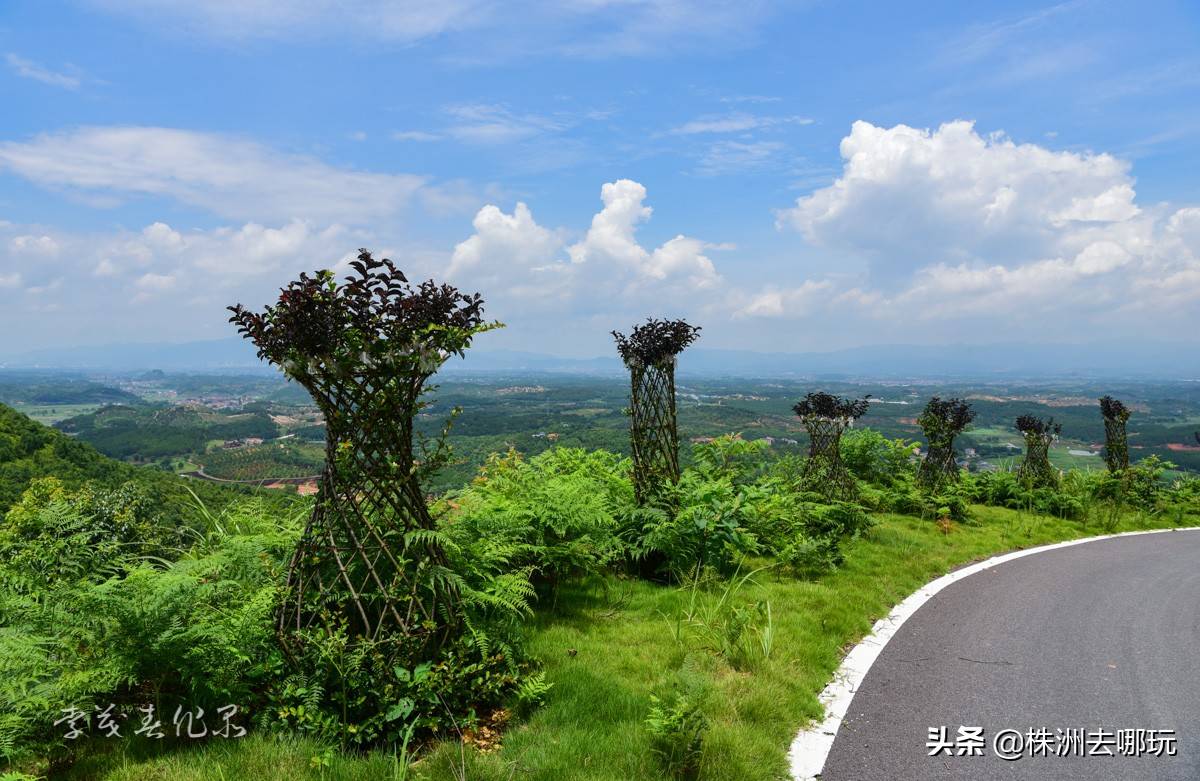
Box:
xmin=445 ymin=448 xmax=630 ymax=589
xmin=927 ymin=486 xmax=972 ymax=524
xmin=0 ymin=487 xmax=293 ymax=766
xmin=645 ymin=691 xmax=706 ymax=779
xmin=0 ymin=477 xmax=185 ymax=585
xmin=690 ymin=435 xmax=770 ymax=485
xmin=635 ymin=471 xmax=759 ymax=579
xmin=839 ymin=429 xmax=918 ymax=487
xmin=265 ymin=630 xmax=519 ymax=749
xmin=800 ymin=500 xmax=874 ymax=540
xmin=780 ymin=535 xmax=841 ymax=578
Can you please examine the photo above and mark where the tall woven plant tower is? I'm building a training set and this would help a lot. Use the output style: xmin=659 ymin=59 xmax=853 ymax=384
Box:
xmin=613 ymin=318 xmax=700 ymax=506
xmin=229 ymin=251 xmax=497 ymax=662
xmin=793 ymin=392 xmax=870 ymax=501
xmin=1015 ymin=414 xmax=1061 ymax=489
xmin=1099 ymin=395 xmax=1131 ymax=473
xmin=917 ymin=396 xmax=976 ymax=491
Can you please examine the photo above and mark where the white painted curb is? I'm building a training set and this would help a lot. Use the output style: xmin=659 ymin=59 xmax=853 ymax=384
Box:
xmin=788 ymin=526 xmax=1200 ymax=781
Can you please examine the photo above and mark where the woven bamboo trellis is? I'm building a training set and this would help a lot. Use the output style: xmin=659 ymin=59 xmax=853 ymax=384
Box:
xmin=1099 ymin=396 xmax=1131 ymax=473
xmin=917 ymin=397 xmax=976 ymax=491
xmin=1015 ymin=415 xmax=1061 ymax=489
xmin=798 ymin=416 xmax=856 ymax=500
xmin=794 ymin=392 xmax=870 ymax=501
xmin=613 ymin=319 xmax=700 ymax=507
xmin=628 ymin=357 xmax=680 ymax=506
xmin=229 ymin=252 xmax=497 ymax=662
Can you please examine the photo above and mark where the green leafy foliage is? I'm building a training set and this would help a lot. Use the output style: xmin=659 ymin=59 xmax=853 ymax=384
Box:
xmin=0 ymin=404 xmax=131 ymax=514
xmin=0 ymin=485 xmax=296 ymax=767
xmin=644 ymin=691 xmax=706 ymax=779
xmin=0 ymin=392 xmax=1192 ymax=776
xmin=445 ymin=448 xmax=630 ymax=589
xmin=839 ymin=429 xmax=919 ymax=487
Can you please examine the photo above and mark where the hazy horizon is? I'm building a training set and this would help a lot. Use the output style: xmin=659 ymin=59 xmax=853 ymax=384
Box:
xmin=3 ymin=335 xmax=1197 ymax=380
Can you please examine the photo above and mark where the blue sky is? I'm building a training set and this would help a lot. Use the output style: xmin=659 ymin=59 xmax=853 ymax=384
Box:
xmin=1 ymin=0 xmax=1198 ymax=357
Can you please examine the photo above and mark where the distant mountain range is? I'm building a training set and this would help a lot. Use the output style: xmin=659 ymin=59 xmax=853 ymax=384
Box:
xmin=2 ymin=338 xmax=1197 ymax=379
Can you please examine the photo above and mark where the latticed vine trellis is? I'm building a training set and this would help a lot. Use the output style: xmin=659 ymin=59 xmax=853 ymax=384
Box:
xmin=229 ymin=251 xmax=497 ymax=662
xmin=793 ymin=392 xmax=870 ymax=501
xmin=1015 ymin=414 xmax=1061 ymax=489
xmin=613 ymin=318 xmax=700 ymax=506
xmin=1099 ymin=395 xmax=1131 ymax=473
xmin=917 ymin=396 xmax=976 ymax=491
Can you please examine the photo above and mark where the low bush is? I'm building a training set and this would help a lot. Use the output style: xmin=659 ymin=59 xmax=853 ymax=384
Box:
xmin=444 ymin=448 xmax=631 ymax=590
xmin=839 ymin=429 xmax=919 ymax=487
xmin=645 ymin=691 xmax=707 ymax=779
xmin=0 ymin=484 xmax=295 ymax=769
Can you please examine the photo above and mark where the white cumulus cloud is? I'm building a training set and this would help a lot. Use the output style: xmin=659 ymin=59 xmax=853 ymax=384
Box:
xmin=450 ymin=178 xmax=723 ymax=315
xmin=763 ymin=119 xmax=1200 ymax=338
xmin=566 ymin=179 xmax=721 ymax=291
xmin=0 ymin=127 xmax=428 ymax=224
xmin=778 ymin=120 xmax=1141 ymax=276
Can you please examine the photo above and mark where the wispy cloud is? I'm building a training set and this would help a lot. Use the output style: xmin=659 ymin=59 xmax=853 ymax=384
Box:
xmin=719 ymin=94 xmax=782 ymax=104
xmin=84 ymin=0 xmax=485 ymax=44
xmin=696 ymin=140 xmax=788 ymax=176
xmin=86 ymin=0 xmax=782 ymax=61
xmin=670 ymin=112 xmax=812 ymax=135
xmin=392 ymin=130 xmax=442 ymax=142
xmin=444 ymin=103 xmax=569 ymax=144
xmin=940 ymin=0 xmax=1088 ymax=65
xmin=0 ymin=126 xmax=428 ymax=223
xmin=5 ymin=53 xmax=82 ymax=89
xmin=1082 ymin=59 xmax=1200 ymax=103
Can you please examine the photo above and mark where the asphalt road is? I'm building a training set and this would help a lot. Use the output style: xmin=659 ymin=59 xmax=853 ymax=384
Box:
xmin=820 ymin=530 xmax=1200 ymax=781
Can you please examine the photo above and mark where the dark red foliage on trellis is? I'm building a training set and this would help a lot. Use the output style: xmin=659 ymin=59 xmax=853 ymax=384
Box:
xmin=611 ymin=318 xmax=701 ymax=367
xmin=228 ymin=250 xmax=486 ymax=371
xmin=792 ymin=392 xmax=871 ymax=421
xmin=917 ymin=397 xmax=975 ymax=490
xmin=1100 ymin=395 xmax=1131 ymax=422
xmin=919 ymin=397 xmax=976 ymax=434
xmin=613 ymin=318 xmax=699 ymax=508
xmin=1015 ymin=414 xmax=1062 ymax=437
xmin=227 ymin=250 xmax=497 ymax=668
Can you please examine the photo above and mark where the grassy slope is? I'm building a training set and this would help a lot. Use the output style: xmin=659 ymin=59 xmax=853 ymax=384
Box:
xmin=66 ymin=505 xmax=1194 ymax=781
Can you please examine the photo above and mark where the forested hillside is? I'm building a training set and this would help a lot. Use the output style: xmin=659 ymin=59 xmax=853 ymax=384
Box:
xmin=0 ymin=377 xmax=141 ymax=405
xmin=0 ymin=403 xmax=133 ymax=513
xmin=56 ymin=404 xmax=280 ymax=461
xmin=0 ymin=403 xmax=265 ymax=516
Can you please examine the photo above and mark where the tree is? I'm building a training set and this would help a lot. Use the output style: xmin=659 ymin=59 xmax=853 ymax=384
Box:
xmin=793 ymin=392 xmax=870 ymax=501
xmin=612 ymin=318 xmax=700 ymax=507
xmin=229 ymin=250 xmax=499 ymax=663
xmin=1099 ymin=396 xmax=1131 ymax=473
xmin=1015 ymin=414 xmax=1061 ymax=489
xmin=917 ymin=397 xmax=975 ymax=490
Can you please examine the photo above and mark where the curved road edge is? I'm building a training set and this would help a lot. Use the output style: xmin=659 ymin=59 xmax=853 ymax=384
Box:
xmin=787 ymin=526 xmax=1200 ymax=781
